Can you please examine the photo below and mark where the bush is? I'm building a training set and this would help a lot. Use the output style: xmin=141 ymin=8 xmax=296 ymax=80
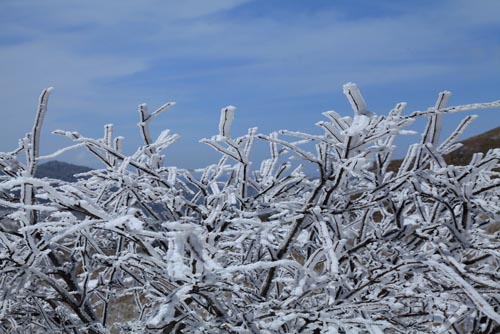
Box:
xmin=1 ymin=84 xmax=499 ymax=333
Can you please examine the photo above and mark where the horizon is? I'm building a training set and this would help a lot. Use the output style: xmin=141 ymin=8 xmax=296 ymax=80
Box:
xmin=34 ymin=125 xmax=500 ymax=173
xmin=1 ymin=0 xmax=499 ymax=169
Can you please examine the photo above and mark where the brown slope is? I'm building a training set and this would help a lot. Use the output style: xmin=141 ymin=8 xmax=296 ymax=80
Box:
xmin=388 ymin=126 xmax=500 ymax=171
xmin=444 ymin=126 xmax=500 ymax=166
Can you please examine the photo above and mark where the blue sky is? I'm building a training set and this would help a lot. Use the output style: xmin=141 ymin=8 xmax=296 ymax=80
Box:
xmin=1 ymin=0 xmax=499 ymax=169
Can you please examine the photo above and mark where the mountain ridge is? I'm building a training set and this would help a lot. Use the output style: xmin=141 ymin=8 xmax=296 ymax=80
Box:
xmin=34 ymin=126 xmax=500 ymax=181
xmin=386 ymin=126 xmax=500 ymax=171
xmin=35 ymin=160 xmax=92 ymax=182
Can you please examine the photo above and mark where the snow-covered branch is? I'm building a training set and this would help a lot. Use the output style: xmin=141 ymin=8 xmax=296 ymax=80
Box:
xmin=1 ymin=84 xmax=499 ymax=333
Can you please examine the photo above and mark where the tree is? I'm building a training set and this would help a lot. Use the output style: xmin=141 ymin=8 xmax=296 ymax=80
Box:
xmin=1 ymin=84 xmax=499 ymax=333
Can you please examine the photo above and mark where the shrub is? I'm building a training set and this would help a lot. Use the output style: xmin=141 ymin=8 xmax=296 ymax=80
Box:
xmin=1 ymin=84 xmax=499 ymax=333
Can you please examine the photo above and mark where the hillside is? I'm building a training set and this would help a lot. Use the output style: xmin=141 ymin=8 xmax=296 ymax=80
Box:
xmin=389 ymin=126 xmax=500 ymax=171
xmin=24 ymin=127 xmax=500 ymax=182
xmin=444 ymin=126 xmax=500 ymax=166
xmin=4 ymin=127 xmax=500 ymax=183
xmin=35 ymin=160 xmax=92 ymax=182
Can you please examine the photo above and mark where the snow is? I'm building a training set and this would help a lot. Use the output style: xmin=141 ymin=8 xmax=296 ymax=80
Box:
xmin=104 ymin=215 xmax=144 ymax=231
xmin=1 ymin=84 xmax=499 ymax=333
xmin=218 ymin=105 xmax=236 ymax=138
xmin=343 ymin=115 xmax=370 ymax=136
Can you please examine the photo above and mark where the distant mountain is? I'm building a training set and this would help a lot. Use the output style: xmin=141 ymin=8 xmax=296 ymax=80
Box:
xmin=35 ymin=160 xmax=92 ymax=182
xmin=389 ymin=126 xmax=500 ymax=171
xmin=444 ymin=126 xmax=500 ymax=166
xmin=7 ymin=127 xmax=500 ymax=182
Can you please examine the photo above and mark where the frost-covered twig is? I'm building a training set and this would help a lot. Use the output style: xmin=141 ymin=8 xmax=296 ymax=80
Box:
xmin=1 ymin=84 xmax=499 ymax=334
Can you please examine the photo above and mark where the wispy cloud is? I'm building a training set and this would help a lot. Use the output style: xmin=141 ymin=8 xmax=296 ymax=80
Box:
xmin=0 ymin=0 xmax=498 ymax=168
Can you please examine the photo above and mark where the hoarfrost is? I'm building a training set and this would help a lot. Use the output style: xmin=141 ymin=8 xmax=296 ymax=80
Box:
xmin=1 ymin=84 xmax=499 ymax=333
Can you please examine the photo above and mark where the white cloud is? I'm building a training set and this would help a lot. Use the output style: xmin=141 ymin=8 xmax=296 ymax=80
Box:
xmin=0 ymin=0 xmax=498 ymax=165
xmin=2 ymin=0 xmax=253 ymax=28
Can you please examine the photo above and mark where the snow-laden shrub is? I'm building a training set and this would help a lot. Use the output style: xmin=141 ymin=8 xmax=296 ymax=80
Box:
xmin=1 ymin=84 xmax=499 ymax=333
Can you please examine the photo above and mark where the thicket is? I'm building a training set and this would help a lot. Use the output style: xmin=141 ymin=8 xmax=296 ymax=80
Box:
xmin=0 ymin=84 xmax=499 ymax=333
